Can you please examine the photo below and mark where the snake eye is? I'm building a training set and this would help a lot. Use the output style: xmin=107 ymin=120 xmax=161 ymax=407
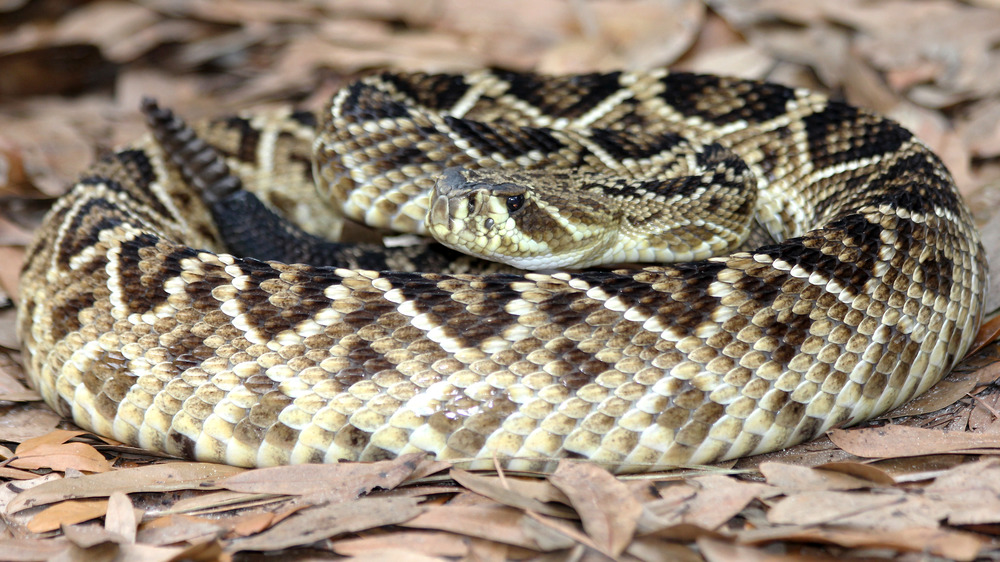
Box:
xmin=506 ymin=194 xmax=525 ymax=214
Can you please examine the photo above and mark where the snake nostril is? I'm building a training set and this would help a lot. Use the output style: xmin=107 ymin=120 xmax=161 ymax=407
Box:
xmin=484 ymin=218 xmax=495 ymax=230
xmin=467 ymin=196 xmax=475 ymax=216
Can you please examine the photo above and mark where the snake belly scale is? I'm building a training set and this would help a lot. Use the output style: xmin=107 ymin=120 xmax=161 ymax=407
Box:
xmin=17 ymin=69 xmax=987 ymax=472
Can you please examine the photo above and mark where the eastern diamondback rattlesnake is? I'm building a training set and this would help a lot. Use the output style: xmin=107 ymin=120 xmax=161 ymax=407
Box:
xmin=18 ymin=70 xmax=988 ymax=471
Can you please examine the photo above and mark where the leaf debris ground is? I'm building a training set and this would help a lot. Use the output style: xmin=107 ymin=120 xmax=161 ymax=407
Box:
xmin=1 ymin=0 xmax=1000 ymax=560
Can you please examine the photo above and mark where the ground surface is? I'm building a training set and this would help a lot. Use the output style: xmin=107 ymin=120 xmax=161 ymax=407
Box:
xmin=1 ymin=1 xmax=1000 ymax=560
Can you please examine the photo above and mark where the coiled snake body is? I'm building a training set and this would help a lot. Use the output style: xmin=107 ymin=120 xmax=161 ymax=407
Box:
xmin=18 ymin=70 xmax=988 ymax=471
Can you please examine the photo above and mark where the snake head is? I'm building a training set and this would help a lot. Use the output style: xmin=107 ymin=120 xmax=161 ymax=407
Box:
xmin=426 ymin=167 xmax=619 ymax=270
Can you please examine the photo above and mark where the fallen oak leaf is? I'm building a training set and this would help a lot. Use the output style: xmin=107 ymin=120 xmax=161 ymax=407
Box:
xmin=7 ymin=462 xmax=245 ymax=513
xmin=9 ymin=442 xmax=112 ymax=473
xmin=219 ymin=452 xmax=426 ymax=502
xmin=760 ymin=462 xmax=891 ymax=494
xmin=644 ymin=475 xmax=772 ymax=532
xmin=26 ymin=498 xmax=108 ymax=533
xmin=104 ymin=491 xmax=138 ymax=543
xmin=699 ymin=536 xmax=841 ymax=562
xmin=736 ymin=525 xmax=984 ymax=561
xmin=15 ymin=429 xmax=88 ymax=453
xmin=231 ymin=496 xmax=425 ymax=552
xmin=449 ymin=469 xmax=576 ymax=518
xmin=765 ymin=490 xmax=934 ymax=528
xmin=548 ymin=460 xmax=642 ymax=558
xmin=965 ymin=311 xmax=1000 ymax=357
xmin=164 ymin=489 xmax=289 ymax=516
xmin=829 ymin=425 xmax=1000 ymax=459
xmin=889 ymin=358 xmax=1000 ymax=418
xmin=0 ymin=390 xmax=42 ymax=402
xmin=400 ymin=504 xmax=575 ymax=551
xmin=816 ymin=461 xmax=896 ymax=485
xmin=330 ymin=530 xmax=472 ymax=558
xmin=0 ymin=538 xmax=69 ymax=560
xmin=628 ymin=536 xmax=703 ymax=562
xmin=0 ymin=466 xmax=43 ymax=480
xmin=135 ymin=514 xmax=227 ymax=547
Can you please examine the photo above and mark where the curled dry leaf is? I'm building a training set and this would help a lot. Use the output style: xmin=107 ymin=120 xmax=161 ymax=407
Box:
xmin=548 ymin=460 xmax=642 ymax=557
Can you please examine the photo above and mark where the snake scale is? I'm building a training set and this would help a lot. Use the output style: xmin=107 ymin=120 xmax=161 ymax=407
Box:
xmin=18 ymin=70 xmax=988 ymax=472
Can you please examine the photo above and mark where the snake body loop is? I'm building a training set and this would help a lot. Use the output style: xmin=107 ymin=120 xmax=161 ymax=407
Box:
xmin=18 ymin=70 xmax=987 ymax=471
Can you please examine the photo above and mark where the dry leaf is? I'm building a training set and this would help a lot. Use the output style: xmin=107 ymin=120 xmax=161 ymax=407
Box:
xmin=15 ymin=429 xmax=88 ymax=453
xmin=0 ymin=246 xmax=24 ymax=303
xmin=7 ymin=462 xmax=244 ymax=513
xmin=650 ymin=475 xmax=772 ymax=532
xmin=331 ymin=530 xmax=471 ymax=558
xmin=737 ymin=525 xmax=984 ymax=561
xmin=26 ymin=498 xmax=108 ymax=533
xmin=401 ymin=504 xmax=575 ymax=551
xmin=627 ymin=536 xmax=703 ymax=562
xmin=104 ymin=491 xmax=137 ymax=543
xmin=767 ymin=490 xmax=945 ymax=530
xmin=0 ymin=538 xmax=69 ymax=560
xmin=922 ymin=459 xmax=1000 ymax=525
xmin=135 ymin=514 xmax=226 ymax=547
xmin=9 ymin=442 xmax=112 ymax=473
xmin=887 ymin=357 xmax=1000 ymax=418
xmin=449 ymin=469 xmax=576 ymax=518
xmin=164 ymin=489 xmax=279 ymax=515
xmin=760 ymin=462 xmax=891 ymax=494
xmin=548 ymin=460 xmax=642 ymax=557
xmin=700 ymin=536 xmax=840 ymax=562
xmin=0 ymin=403 xmax=61 ymax=443
xmin=231 ymin=496 xmax=424 ymax=552
xmin=814 ymin=461 xmax=895 ymax=485
xmin=219 ymin=453 xmax=425 ymax=502
xmin=0 ymin=466 xmax=40 ymax=480
xmin=969 ymin=313 xmax=1000 ymax=356
xmin=829 ymin=425 xmax=1000 ymax=458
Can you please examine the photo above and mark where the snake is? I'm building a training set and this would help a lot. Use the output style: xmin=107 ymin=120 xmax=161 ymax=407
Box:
xmin=17 ymin=69 xmax=988 ymax=472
